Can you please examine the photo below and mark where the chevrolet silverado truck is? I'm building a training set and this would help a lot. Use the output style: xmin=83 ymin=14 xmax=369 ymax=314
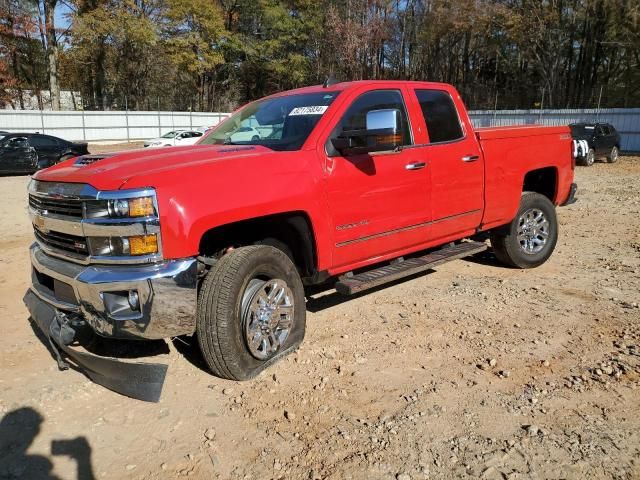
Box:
xmin=24 ymin=80 xmax=577 ymax=401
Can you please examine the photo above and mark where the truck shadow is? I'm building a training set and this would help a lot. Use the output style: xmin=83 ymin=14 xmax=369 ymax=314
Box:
xmin=0 ymin=407 xmax=96 ymax=480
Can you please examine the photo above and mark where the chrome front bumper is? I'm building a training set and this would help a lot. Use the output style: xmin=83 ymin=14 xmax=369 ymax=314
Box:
xmin=28 ymin=243 xmax=198 ymax=340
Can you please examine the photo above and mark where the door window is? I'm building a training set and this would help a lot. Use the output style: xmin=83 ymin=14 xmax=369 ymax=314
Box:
xmin=415 ymin=89 xmax=464 ymax=143
xmin=327 ymin=90 xmax=412 ymax=156
xmin=5 ymin=137 xmax=28 ymax=148
xmin=29 ymin=135 xmax=58 ymax=148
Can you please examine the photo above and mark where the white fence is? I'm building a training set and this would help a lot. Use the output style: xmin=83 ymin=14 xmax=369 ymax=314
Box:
xmin=1 ymin=107 xmax=639 ymax=152
xmin=0 ymin=110 xmax=229 ymax=142
xmin=468 ymin=108 xmax=640 ymax=152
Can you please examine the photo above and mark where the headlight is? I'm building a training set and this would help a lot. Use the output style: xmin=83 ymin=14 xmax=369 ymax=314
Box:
xmin=106 ymin=197 xmax=155 ymax=218
xmin=89 ymin=234 xmax=158 ymax=256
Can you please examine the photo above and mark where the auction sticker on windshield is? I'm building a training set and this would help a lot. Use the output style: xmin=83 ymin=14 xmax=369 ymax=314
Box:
xmin=288 ymin=106 xmax=329 ymax=116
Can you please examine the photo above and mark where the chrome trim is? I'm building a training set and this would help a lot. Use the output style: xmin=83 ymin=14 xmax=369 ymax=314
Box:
xmin=462 ymin=155 xmax=480 ymax=162
xmin=405 ymin=161 xmax=427 ymax=170
xmin=28 ymin=180 xmax=162 ymax=265
xmin=335 ymin=209 xmax=482 ymax=247
xmin=29 ymin=243 xmax=197 ymax=340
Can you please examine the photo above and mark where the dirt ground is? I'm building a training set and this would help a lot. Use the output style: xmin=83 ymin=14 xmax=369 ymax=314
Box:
xmin=1 ymin=155 xmax=639 ymax=480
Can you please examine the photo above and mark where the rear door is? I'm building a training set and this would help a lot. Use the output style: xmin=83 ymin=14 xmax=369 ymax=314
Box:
xmin=410 ymin=88 xmax=484 ymax=242
xmin=321 ymin=88 xmax=432 ymax=269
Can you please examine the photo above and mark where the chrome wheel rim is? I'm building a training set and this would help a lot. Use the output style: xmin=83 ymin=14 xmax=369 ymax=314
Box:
xmin=517 ymin=208 xmax=549 ymax=254
xmin=241 ymin=278 xmax=294 ymax=360
xmin=586 ymin=150 xmax=595 ymax=165
xmin=611 ymin=147 xmax=618 ymax=162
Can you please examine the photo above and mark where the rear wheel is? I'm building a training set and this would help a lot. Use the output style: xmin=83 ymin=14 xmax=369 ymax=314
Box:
xmin=490 ymin=192 xmax=558 ymax=269
xmin=579 ymin=148 xmax=595 ymax=166
xmin=607 ymin=146 xmax=619 ymax=163
xmin=197 ymin=245 xmax=306 ymax=380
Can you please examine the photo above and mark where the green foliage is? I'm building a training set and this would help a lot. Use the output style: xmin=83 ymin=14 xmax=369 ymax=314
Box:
xmin=2 ymin=0 xmax=639 ymax=110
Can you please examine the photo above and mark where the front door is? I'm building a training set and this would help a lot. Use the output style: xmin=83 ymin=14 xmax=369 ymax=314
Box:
xmin=1 ymin=137 xmax=34 ymax=172
xmin=321 ymin=89 xmax=431 ymax=270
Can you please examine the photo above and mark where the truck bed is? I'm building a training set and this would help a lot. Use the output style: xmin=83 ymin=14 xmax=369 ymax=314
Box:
xmin=476 ymin=125 xmax=574 ymax=231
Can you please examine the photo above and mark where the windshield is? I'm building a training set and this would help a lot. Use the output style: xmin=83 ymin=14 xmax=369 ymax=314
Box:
xmin=161 ymin=131 xmax=179 ymax=138
xmin=200 ymin=91 xmax=341 ymax=151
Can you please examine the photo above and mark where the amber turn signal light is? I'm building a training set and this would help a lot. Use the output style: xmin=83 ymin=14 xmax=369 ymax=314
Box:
xmin=128 ymin=197 xmax=155 ymax=217
xmin=128 ymin=234 xmax=158 ymax=255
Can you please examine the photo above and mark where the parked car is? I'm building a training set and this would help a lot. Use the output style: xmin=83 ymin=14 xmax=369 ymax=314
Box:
xmin=25 ymin=80 xmax=576 ymax=401
xmin=0 ymin=133 xmax=88 ymax=174
xmin=569 ymin=122 xmax=620 ymax=166
xmin=143 ymin=129 xmax=204 ymax=148
xmin=225 ymin=126 xmax=262 ymax=143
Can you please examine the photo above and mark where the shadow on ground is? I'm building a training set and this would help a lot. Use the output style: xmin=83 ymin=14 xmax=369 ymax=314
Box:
xmin=0 ymin=407 xmax=96 ymax=480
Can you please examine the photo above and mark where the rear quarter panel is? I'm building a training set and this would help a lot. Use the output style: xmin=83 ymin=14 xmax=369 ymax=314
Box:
xmin=477 ymin=126 xmax=573 ymax=230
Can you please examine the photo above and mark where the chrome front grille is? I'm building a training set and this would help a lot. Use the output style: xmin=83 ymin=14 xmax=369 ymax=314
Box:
xmin=28 ymin=180 xmax=162 ymax=265
xmin=34 ymin=226 xmax=89 ymax=256
xmin=29 ymin=194 xmax=83 ymax=218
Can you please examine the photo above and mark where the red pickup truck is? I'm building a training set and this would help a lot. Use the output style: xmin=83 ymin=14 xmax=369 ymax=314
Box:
xmin=25 ymin=80 xmax=577 ymax=400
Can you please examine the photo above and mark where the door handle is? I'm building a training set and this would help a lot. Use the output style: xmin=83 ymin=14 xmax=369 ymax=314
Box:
xmin=405 ymin=161 xmax=426 ymax=170
xmin=461 ymin=155 xmax=480 ymax=162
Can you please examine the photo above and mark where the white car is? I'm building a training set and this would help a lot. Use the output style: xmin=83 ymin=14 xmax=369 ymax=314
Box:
xmin=143 ymin=130 xmax=204 ymax=148
xmin=226 ymin=126 xmax=261 ymax=143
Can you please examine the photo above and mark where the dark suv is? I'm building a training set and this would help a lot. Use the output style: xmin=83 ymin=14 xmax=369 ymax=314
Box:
xmin=0 ymin=133 xmax=89 ymax=174
xmin=569 ymin=122 xmax=621 ymax=166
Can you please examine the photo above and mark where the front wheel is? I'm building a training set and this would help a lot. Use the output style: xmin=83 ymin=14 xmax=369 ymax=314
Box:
xmin=490 ymin=192 xmax=558 ymax=269
xmin=197 ymin=245 xmax=306 ymax=380
xmin=607 ymin=146 xmax=619 ymax=163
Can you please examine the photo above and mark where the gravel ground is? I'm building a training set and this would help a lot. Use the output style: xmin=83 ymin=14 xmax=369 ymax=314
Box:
xmin=0 ymin=156 xmax=639 ymax=480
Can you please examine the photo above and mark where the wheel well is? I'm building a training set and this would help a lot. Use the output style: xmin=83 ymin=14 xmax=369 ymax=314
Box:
xmin=198 ymin=212 xmax=317 ymax=278
xmin=523 ymin=167 xmax=557 ymax=202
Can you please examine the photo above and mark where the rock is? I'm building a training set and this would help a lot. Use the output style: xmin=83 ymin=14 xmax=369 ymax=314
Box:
xmin=204 ymin=428 xmax=216 ymax=440
xmin=489 ymin=358 xmax=497 ymax=367
xmin=161 ymin=463 xmax=168 ymax=470
xmin=396 ymin=474 xmax=411 ymax=480
xmin=542 ymin=360 xmax=550 ymax=367
xmin=526 ymin=425 xmax=539 ymax=436
xmin=284 ymin=410 xmax=296 ymax=421
xmin=222 ymin=387 xmax=234 ymax=395
xmin=499 ymin=370 xmax=511 ymax=378
xmin=125 ymin=464 xmax=136 ymax=471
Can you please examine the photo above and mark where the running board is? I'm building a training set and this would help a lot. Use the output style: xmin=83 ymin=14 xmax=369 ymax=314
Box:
xmin=335 ymin=241 xmax=487 ymax=295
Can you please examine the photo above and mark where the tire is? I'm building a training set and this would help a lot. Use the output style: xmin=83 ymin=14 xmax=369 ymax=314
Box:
xmin=197 ymin=245 xmax=306 ymax=380
xmin=607 ymin=146 xmax=619 ymax=163
xmin=489 ymin=192 xmax=558 ymax=269
xmin=579 ymin=148 xmax=595 ymax=166
xmin=251 ymin=135 xmax=260 ymax=141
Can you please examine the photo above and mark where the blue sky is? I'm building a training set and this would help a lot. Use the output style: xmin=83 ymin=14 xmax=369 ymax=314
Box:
xmin=54 ymin=3 xmax=72 ymax=30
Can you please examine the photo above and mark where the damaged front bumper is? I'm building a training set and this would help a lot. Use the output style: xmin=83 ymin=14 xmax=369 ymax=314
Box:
xmin=25 ymin=243 xmax=198 ymax=402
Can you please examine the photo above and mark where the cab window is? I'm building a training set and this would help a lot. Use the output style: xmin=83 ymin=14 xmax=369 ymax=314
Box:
xmin=415 ymin=89 xmax=464 ymax=143
xmin=327 ymin=89 xmax=412 ymax=156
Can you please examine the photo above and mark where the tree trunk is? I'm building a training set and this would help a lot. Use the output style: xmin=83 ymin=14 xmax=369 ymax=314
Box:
xmin=43 ymin=0 xmax=60 ymax=110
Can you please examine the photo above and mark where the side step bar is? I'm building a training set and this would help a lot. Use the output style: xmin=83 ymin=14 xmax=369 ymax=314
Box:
xmin=335 ymin=241 xmax=487 ymax=295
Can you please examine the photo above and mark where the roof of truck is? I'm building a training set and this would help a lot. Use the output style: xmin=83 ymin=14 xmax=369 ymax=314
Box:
xmin=264 ymin=80 xmax=456 ymax=98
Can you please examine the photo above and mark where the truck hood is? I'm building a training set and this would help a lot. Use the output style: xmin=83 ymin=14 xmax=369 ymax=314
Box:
xmin=33 ymin=145 xmax=274 ymax=190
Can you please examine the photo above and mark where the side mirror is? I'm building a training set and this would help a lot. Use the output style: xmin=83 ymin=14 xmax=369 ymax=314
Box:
xmin=331 ymin=109 xmax=403 ymax=156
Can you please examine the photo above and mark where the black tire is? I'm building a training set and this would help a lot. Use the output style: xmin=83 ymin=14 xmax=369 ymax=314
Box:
xmin=489 ymin=192 xmax=558 ymax=269
xmin=251 ymin=135 xmax=260 ymax=141
xmin=197 ymin=245 xmax=306 ymax=380
xmin=607 ymin=146 xmax=619 ymax=163
xmin=579 ymin=148 xmax=595 ymax=166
